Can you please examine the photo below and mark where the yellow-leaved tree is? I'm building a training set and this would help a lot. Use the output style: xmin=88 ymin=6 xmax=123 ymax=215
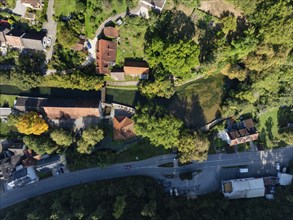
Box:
xmin=16 ymin=112 xmax=49 ymax=135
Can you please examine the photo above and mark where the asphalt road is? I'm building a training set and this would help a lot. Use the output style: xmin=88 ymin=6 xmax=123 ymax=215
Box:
xmin=42 ymin=0 xmax=57 ymax=62
xmin=0 ymin=147 xmax=292 ymax=209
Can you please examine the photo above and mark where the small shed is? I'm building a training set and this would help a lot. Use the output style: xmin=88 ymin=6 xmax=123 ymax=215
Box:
xmin=278 ymin=173 xmax=293 ymax=186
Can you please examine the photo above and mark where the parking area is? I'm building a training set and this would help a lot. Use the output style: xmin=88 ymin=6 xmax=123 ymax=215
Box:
xmin=12 ymin=0 xmax=27 ymax=17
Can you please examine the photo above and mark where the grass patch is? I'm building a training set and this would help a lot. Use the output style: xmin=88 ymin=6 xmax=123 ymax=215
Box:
xmin=257 ymin=107 xmax=281 ymax=149
xmin=115 ymin=140 xmax=170 ymax=163
xmin=116 ymin=16 xmax=149 ymax=65
xmin=162 ymin=74 xmax=225 ymax=128
xmin=106 ymin=88 xmax=145 ymax=107
xmin=54 ymin=0 xmax=76 ymax=17
xmin=0 ymin=94 xmax=17 ymax=107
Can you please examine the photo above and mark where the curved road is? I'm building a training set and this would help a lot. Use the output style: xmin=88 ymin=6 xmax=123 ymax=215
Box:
xmin=1 ymin=147 xmax=292 ymax=209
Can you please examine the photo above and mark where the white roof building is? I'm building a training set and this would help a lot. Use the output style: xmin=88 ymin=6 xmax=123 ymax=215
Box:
xmin=222 ymin=178 xmax=265 ymax=199
xmin=278 ymin=173 xmax=293 ymax=186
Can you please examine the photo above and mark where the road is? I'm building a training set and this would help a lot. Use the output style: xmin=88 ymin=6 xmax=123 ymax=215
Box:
xmin=42 ymin=0 xmax=57 ymax=62
xmin=0 ymin=147 xmax=292 ymax=209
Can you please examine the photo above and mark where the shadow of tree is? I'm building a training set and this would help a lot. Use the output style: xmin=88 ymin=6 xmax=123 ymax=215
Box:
xmin=265 ymin=117 xmax=274 ymax=141
xmin=160 ymin=94 xmax=206 ymax=129
xmin=258 ymin=128 xmax=267 ymax=149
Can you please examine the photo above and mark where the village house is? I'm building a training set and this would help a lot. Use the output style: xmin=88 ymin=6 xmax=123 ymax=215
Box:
xmin=124 ymin=60 xmax=149 ymax=79
xmin=14 ymin=96 xmax=47 ymax=112
xmin=224 ymin=118 xmax=259 ymax=146
xmin=42 ymin=98 xmax=103 ymax=129
xmin=103 ymin=26 xmax=119 ymax=39
xmin=21 ymin=32 xmax=47 ymax=51
xmin=6 ymin=166 xmax=38 ymax=190
xmin=5 ymin=29 xmax=25 ymax=49
xmin=21 ymin=0 xmax=42 ymax=9
xmin=96 ymin=39 xmax=117 ymax=74
xmin=113 ymin=116 xmax=136 ymax=140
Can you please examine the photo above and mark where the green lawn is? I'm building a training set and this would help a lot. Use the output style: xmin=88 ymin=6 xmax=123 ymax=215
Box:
xmin=162 ymin=74 xmax=225 ymax=128
xmin=54 ymin=0 xmax=76 ymax=17
xmin=257 ymin=107 xmax=281 ymax=149
xmin=115 ymin=140 xmax=170 ymax=163
xmin=106 ymin=88 xmax=145 ymax=107
xmin=0 ymin=94 xmax=17 ymax=107
xmin=116 ymin=17 xmax=149 ymax=65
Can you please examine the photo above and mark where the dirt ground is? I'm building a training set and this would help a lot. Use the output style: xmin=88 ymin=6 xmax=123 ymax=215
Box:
xmin=199 ymin=0 xmax=242 ymax=18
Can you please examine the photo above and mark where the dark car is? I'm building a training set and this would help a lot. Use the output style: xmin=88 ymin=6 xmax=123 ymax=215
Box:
xmin=124 ymin=165 xmax=132 ymax=169
xmin=87 ymin=41 xmax=92 ymax=49
xmin=60 ymin=167 xmax=64 ymax=173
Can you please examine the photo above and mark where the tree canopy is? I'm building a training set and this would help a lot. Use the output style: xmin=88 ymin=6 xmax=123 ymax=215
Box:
xmin=134 ymin=104 xmax=183 ymax=149
xmin=15 ymin=112 xmax=48 ymax=135
xmin=50 ymin=129 xmax=73 ymax=147
xmin=23 ymin=135 xmax=59 ymax=155
xmin=77 ymin=127 xmax=104 ymax=154
xmin=178 ymin=132 xmax=209 ymax=163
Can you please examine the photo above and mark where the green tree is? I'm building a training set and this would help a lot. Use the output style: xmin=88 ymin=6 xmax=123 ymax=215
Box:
xmin=280 ymin=128 xmax=293 ymax=145
xmin=141 ymin=200 xmax=157 ymax=217
xmin=134 ymin=105 xmax=183 ymax=149
xmin=50 ymin=129 xmax=73 ymax=147
xmin=23 ymin=135 xmax=59 ymax=155
xmin=77 ymin=127 xmax=104 ymax=154
xmin=15 ymin=112 xmax=49 ymax=135
xmin=178 ymin=132 xmax=209 ymax=163
xmin=113 ymin=195 xmax=126 ymax=219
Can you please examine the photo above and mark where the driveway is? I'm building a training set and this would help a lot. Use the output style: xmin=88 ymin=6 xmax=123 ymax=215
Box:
xmin=42 ymin=0 xmax=57 ymax=62
xmin=12 ymin=0 xmax=26 ymax=17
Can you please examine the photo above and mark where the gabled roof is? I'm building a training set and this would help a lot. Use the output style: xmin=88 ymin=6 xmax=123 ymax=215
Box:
xmin=103 ymin=27 xmax=119 ymax=38
xmin=14 ymin=96 xmax=47 ymax=112
xmin=43 ymin=99 xmax=101 ymax=120
xmin=21 ymin=0 xmax=41 ymax=8
xmin=124 ymin=60 xmax=149 ymax=75
xmin=96 ymin=39 xmax=117 ymax=74
xmin=0 ymin=155 xmax=22 ymax=180
xmin=36 ymin=154 xmax=60 ymax=167
xmin=21 ymin=32 xmax=45 ymax=50
xmin=113 ymin=116 xmax=136 ymax=140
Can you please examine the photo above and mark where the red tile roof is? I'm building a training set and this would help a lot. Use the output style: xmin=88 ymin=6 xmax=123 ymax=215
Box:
xmin=113 ymin=116 xmax=136 ymax=140
xmin=96 ymin=39 xmax=117 ymax=74
xmin=124 ymin=60 xmax=149 ymax=75
xmin=103 ymin=27 xmax=119 ymax=38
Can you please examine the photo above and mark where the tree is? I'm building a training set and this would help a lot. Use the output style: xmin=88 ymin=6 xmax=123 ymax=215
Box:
xmin=141 ymin=200 xmax=157 ymax=217
xmin=178 ymin=132 xmax=209 ymax=163
xmin=50 ymin=129 xmax=73 ymax=147
xmin=280 ymin=128 xmax=293 ymax=145
xmin=139 ymin=66 xmax=175 ymax=99
xmin=15 ymin=112 xmax=48 ymax=135
xmin=112 ymin=195 xmax=126 ymax=219
xmin=77 ymin=127 xmax=104 ymax=154
xmin=145 ymin=10 xmax=200 ymax=79
xmin=134 ymin=105 xmax=183 ymax=149
xmin=23 ymin=135 xmax=59 ymax=155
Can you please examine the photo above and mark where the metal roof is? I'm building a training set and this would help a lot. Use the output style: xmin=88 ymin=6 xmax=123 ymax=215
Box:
xmin=222 ymin=178 xmax=265 ymax=199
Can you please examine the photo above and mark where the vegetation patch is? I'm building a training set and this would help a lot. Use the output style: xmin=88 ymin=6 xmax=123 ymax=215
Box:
xmin=116 ymin=16 xmax=149 ymax=65
xmin=257 ymin=108 xmax=281 ymax=149
xmin=163 ymin=74 xmax=225 ymax=128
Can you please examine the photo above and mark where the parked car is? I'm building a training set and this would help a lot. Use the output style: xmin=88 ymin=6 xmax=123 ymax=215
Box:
xmin=60 ymin=167 xmax=64 ymax=173
xmin=87 ymin=41 xmax=92 ymax=49
xmin=174 ymin=188 xmax=179 ymax=196
xmin=276 ymin=162 xmax=280 ymax=171
xmin=56 ymin=170 xmax=60 ymax=175
xmin=47 ymin=37 xmax=51 ymax=47
xmin=169 ymin=189 xmax=173 ymax=196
